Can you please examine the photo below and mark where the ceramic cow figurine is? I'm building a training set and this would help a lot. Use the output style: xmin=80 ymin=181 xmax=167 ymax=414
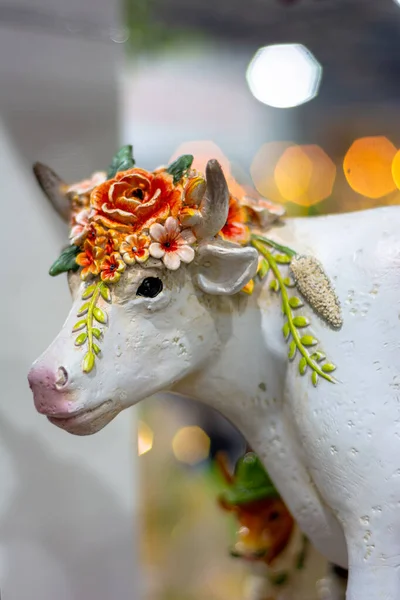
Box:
xmin=217 ymin=451 xmax=347 ymax=600
xmin=28 ymin=145 xmax=400 ymax=600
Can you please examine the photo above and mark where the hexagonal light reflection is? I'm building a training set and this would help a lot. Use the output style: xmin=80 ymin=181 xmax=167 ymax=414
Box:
xmin=246 ymin=44 xmax=322 ymax=108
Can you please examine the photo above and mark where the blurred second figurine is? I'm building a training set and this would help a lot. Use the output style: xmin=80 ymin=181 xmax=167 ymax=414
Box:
xmin=217 ymin=452 xmax=347 ymax=600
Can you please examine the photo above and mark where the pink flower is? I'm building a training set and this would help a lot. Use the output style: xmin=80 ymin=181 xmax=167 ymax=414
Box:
xmin=67 ymin=171 xmax=107 ymax=196
xmin=69 ymin=208 xmax=91 ymax=245
xmin=149 ymin=217 xmax=195 ymax=271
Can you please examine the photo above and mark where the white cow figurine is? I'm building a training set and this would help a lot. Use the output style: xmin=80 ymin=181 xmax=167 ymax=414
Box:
xmin=28 ymin=147 xmax=400 ymax=600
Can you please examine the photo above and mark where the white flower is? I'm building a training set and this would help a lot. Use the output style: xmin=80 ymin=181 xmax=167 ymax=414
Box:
xmin=149 ymin=216 xmax=195 ymax=271
xmin=67 ymin=171 xmax=107 ymax=196
xmin=69 ymin=208 xmax=91 ymax=245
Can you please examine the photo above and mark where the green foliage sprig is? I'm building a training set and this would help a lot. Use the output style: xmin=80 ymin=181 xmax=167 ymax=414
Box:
xmin=167 ymin=154 xmax=194 ymax=184
xmin=49 ymin=245 xmax=80 ymax=276
xmin=251 ymin=236 xmax=336 ymax=387
xmin=107 ymin=145 xmax=135 ymax=179
xmin=72 ymin=281 xmax=111 ymax=373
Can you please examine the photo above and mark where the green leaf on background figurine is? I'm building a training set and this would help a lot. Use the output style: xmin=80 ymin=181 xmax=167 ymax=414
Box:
xmin=107 ymin=145 xmax=135 ymax=179
xmin=220 ymin=452 xmax=279 ymax=505
xmin=49 ymin=245 xmax=80 ymax=276
xmin=167 ymin=154 xmax=194 ymax=184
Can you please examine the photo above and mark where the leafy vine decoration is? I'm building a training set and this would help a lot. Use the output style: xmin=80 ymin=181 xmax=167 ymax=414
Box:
xmin=251 ymin=235 xmax=337 ymax=387
xmin=72 ymin=281 xmax=111 ymax=373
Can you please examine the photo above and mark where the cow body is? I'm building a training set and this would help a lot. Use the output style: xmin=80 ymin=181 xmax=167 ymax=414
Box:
xmin=174 ymin=206 xmax=400 ymax=599
xmin=29 ymin=204 xmax=400 ymax=600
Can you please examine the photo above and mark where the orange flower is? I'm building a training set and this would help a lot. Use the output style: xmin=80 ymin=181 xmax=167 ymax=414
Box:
xmin=76 ymin=240 xmax=105 ymax=280
xmin=120 ymin=233 xmax=150 ymax=265
xmin=104 ymin=230 xmax=122 ymax=255
xmin=100 ymin=253 xmax=125 ymax=283
xmin=80 ymin=223 xmax=106 ymax=246
xmin=219 ymin=196 xmax=250 ymax=245
xmin=91 ymin=168 xmax=183 ymax=233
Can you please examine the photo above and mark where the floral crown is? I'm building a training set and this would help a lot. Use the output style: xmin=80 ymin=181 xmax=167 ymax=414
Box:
xmin=34 ymin=145 xmax=341 ymax=385
xmin=46 ymin=146 xmax=282 ymax=282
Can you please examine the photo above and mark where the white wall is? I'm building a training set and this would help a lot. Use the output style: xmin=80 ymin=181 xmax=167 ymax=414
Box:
xmin=0 ymin=7 xmax=139 ymax=599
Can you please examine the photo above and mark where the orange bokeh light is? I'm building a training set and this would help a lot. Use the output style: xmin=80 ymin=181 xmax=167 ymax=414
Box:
xmin=251 ymin=141 xmax=295 ymax=204
xmin=169 ymin=140 xmax=231 ymax=174
xmin=169 ymin=140 xmax=248 ymax=199
xmin=343 ymin=136 xmax=397 ymax=199
xmin=391 ymin=149 xmax=400 ymax=191
xmin=274 ymin=144 xmax=336 ymax=207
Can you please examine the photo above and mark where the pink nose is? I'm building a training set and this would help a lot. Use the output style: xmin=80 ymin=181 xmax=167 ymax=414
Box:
xmin=28 ymin=363 xmax=71 ymax=415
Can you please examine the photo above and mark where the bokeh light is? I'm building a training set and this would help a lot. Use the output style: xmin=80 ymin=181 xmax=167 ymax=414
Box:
xmin=251 ymin=141 xmax=295 ymax=204
xmin=246 ymin=44 xmax=322 ymax=108
xmin=274 ymin=144 xmax=336 ymax=206
xmin=391 ymin=149 xmax=400 ymax=191
xmin=169 ymin=140 xmax=249 ymax=199
xmin=138 ymin=420 xmax=154 ymax=456
xmin=172 ymin=426 xmax=211 ymax=466
xmin=343 ymin=136 xmax=397 ymax=199
xmin=169 ymin=140 xmax=231 ymax=174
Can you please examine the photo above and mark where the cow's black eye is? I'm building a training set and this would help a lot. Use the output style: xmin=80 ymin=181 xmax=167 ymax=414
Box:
xmin=137 ymin=277 xmax=163 ymax=298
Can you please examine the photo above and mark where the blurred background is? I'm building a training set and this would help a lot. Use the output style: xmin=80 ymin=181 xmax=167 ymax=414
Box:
xmin=2 ymin=0 xmax=400 ymax=598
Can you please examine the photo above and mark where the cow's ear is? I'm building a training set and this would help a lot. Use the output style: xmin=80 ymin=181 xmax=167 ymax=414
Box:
xmin=195 ymin=240 xmax=258 ymax=295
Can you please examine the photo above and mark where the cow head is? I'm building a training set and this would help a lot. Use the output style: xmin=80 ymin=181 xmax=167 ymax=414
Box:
xmin=28 ymin=155 xmax=259 ymax=435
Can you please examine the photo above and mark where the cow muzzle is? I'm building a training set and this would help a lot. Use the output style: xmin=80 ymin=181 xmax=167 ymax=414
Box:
xmin=28 ymin=361 xmax=121 ymax=435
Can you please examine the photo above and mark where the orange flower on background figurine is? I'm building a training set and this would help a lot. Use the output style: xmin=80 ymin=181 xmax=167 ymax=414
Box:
xmin=219 ymin=196 xmax=251 ymax=245
xmin=120 ymin=233 xmax=151 ymax=265
xmin=100 ymin=253 xmax=125 ymax=283
xmin=91 ymin=168 xmax=183 ymax=233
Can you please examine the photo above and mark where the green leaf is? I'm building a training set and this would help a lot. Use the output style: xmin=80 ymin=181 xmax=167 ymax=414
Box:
xmin=282 ymin=322 xmax=290 ymax=339
xmin=99 ymin=283 xmax=111 ymax=302
xmin=258 ymin=258 xmax=270 ymax=280
xmin=300 ymin=335 xmax=318 ymax=346
xmin=311 ymin=371 xmax=319 ymax=387
xmin=288 ymin=341 xmax=297 ymax=360
xmin=107 ymin=145 xmax=135 ymax=179
xmin=166 ymin=154 xmax=194 ymax=184
xmin=299 ymin=357 xmax=307 ymax=375
xmin=49 ymin=245 xmax=80 ymax=277
xmin=322 ymin=363 xmax=336 ymax=373
xmin=93 ymin=307 xmax=107 ymax=324
xmin=75 ymin=332 xmax=87 ymax=346
xmin=270 ymin=572 xmax=289 ymax=586
xmin=82 ymin=284 xmax=96 ymax=299
xmin=252 ymin=235 xmax=297 ymax=258
xmin=77 ymin=302 xmax=90 ymax=316
xmin=311 ymin=351 xmax=326 ymax=363
xmin=292 ymin=316 xmax=309 ymax=328
xmin=283 ymin=277 xmax=295 ymax=287
xmin=93 ymin=343 xmax=101 ymax=355
xmin=289 ymin=296 xmax=303 ymax=309
xmin=269 ymin=279 xmax=279 ymax=292
xmin=72 ymin=319 xmax=87 ymax=332
xmin=275 ymin=253 xmax=292 ymax=264
xmin=92 ymin=328 xmax=102 ymax=340
xmin=82 ymin=351 xmax=95 ymax=373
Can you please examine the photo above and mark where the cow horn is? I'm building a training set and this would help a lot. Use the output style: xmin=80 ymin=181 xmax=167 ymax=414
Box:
xmin=33 ymin=162 xmax=71 ymax=222
xmin=194 ymin=159 xmax=230 ymax=239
